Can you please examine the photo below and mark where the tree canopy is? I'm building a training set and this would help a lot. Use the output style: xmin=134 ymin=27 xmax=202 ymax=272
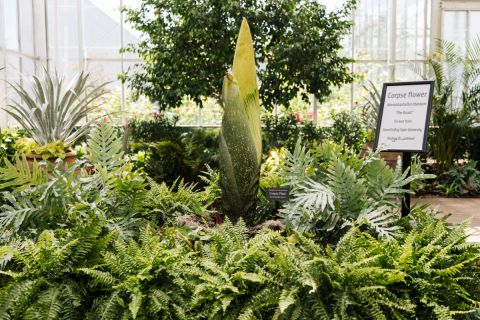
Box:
xmin=122 ymin=0 xmax=356 ymax=110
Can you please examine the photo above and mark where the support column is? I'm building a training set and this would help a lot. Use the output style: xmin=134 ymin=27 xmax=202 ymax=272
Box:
xmin=120 ymin=0 xmax=126 ymax=124
xmin=387 ymin=0 xmax=397 ymax=81
xmin=33 ymin=0 xmax=48 ymax=72
xmin=0 ymin=0 xmax=8 ymax=128
xmin=77 ymin=0 xmax=85 ymax=71
xmin=430 ymin=0 xmax=442 ymax=53
xmin=312 ymin=95 xmax=318 ymax=125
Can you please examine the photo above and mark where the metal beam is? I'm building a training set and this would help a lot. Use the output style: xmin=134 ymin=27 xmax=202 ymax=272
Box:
xmin=430 ymin=0 xmax=442 ymax=52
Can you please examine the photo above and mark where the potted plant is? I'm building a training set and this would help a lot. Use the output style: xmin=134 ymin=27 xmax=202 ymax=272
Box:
xmin=360 ymin=81 xmax=401 ymax=167
xmin=4 ymin=69 xmax=108 ymax=167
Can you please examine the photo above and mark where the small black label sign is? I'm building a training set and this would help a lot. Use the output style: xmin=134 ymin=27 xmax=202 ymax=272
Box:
xmin=266 ymin=188 xmax=289 ymax=201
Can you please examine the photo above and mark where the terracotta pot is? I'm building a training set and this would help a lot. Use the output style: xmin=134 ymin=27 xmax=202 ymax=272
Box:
xmin=360 ymin=142 xmax=402 ymax=168
xmin=25 ymin=150 xmax=78 ymax=170
xmin=380 ymin=151 xmax=402 ymax=168
xmin=360 ymin=141 xmax=374 ymax=158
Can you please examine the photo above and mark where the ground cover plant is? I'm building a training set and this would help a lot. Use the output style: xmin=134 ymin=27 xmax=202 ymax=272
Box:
xmin=0 ymin=121 xmax=479 ymax=319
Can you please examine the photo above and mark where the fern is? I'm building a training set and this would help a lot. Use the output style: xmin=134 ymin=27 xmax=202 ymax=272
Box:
xmin=280 ymin=138 xmax=315 ymax=188
xmin=279 ymin=140 xmax=434 ymax=239
xmin=357 ymin=206 xmax=402 ymax=240
xmin=289 ymin=178 xmax=335 ymax=213
xmin=327 ymin=156 xmax=366 ymax=218
xmin=198 ymin=164 xmax=222 ymax=204
xmin=81 ymin=225 xmax=189 ymax=319
xmin=87 ymin=123 xmax=124 ymax=170
xmin=0 ymin=154 xmax=49 ymax=192
xmin=146 ymin=177 xmax=210 ymax=226
xmin=0 ymin=218 xmax=109 ymax=319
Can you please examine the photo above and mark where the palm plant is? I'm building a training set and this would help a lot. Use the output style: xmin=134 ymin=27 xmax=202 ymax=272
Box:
xmin=5 ymin=69 xmax=108 ymax=150
xmin=360 ymin=80 xmax=381 ymax=141
xmin=414 ymin=38 xmax=480 ymax=173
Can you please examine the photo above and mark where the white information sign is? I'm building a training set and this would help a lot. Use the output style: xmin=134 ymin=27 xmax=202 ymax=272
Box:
xmin=374 ymin=81 xmax=434 ymax=152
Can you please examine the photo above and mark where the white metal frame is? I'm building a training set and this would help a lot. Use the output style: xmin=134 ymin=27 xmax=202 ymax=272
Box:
xmin=1 ymin=0 xmax=477 ymax=129
xmin=431 ymin=0 xmax=480 ymax=51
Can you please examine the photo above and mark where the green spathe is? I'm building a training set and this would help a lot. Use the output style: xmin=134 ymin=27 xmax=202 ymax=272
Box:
xmin=232 ymin=18 xmax=262 ymax=163
xmin=219 ymin=19 xmax=261 ymax=223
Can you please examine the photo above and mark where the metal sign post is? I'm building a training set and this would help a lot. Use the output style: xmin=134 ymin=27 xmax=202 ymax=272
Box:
xmin=401 ymin=152 xmax=412 ymax=217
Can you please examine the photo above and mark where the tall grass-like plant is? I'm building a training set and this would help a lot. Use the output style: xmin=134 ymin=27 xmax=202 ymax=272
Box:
xmin=219 ymin=19 xmax=262 ymax=223
xmin=5 ymin=69 xmax=108 ymax=149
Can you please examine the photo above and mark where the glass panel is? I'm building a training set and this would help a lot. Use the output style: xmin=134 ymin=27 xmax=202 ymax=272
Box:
xmin=0 ymin=51 xmax=6 ymax=127
xmin=84 ymin=0 xmax=121 ymax=59
xmin=443 ymin=11 xmax=467 ymax=52
xmin=55 ymin=60 xmax=83 ymax=80
xmin=355 ymin=62 xmax=390 ymax=84
xmin=85 ymin=60 xmax=123 ymax=122
xmin=469 ymin=12 xmax=480 ymax=88
xmin=470 ymin=11 xmax=480 ymax=41
xmin=174 ymin=98 xmax=200 ymax=126
xmin=199 ymin=98 xmax=223 ymax=126
xmin=86 ymin=59 xmax=121 ymax=83
xmin=324 ymin=0 xmax=348 ymax=12
xmin=48 ymin=0 xmax=79 ymax=62
xmin=121 ymin=0 xmax=142 ymax=60
xmin=5 ymin=54 xmax=20 ymax=83
xmin=46 ymin=0 xmax=81 ymax=77
xmin=19 ymin=0 xmax=34 ymax=55
xmin=319 ymin=84 xmax=352 ymax=125
xmin=4 ymin=55 xmax=20 ymax=127
xmin=353 ymin=0 xmax=388 ymax=60
xmin=4 ymin=0 xmax=19 ymax=51
xmin=396 ymin=0 xmax=427 ymax=61
xmin=394 ymin=63 xmax=425 ymax=81
xmin=0 ymin=0 xmax=4 ymax=48
xmin=21 ymin=57 xmax=35 ymax=77
xmin=349 ymin=63 xmax=390 ymax=118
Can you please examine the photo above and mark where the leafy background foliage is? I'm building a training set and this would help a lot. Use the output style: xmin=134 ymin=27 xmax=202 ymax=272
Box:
xmin=122 ymin=0 xmax=356 ymax=110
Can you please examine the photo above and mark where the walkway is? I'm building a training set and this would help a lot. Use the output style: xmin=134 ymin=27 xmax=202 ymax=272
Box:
xmin=413 ymin=196 xmax=480 ymax=242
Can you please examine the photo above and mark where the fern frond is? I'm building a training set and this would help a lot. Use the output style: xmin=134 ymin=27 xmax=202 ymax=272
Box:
xmin=87 ymin=123 xmax=124 ymax=169
xmin=357 ymin=205 xmax=402 ymax=240
xmin=290 ymin=179 xmax=335 ymax=212
xmin=327 ymin=157 xmax=366 ymax=218
xmin=0 ymin=154 xmax=48 ymax=192
xmin=280 ymin=138 xmax=314 ymax=187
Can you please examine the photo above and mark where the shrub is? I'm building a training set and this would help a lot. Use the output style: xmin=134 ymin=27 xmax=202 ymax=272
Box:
xmin=142 ymin=140 xmax=187 ymax=185
xmin=0 ymin=130 xmax=26 ymax=164
xmin=467 ymin=126 xmax=480 ymax=167
xmin=417 ymin=39 xmax=480 ymax=173
xmin=134 ymin=130 xmax=219 ymax=186
xmin=128 ymin=113 xmax=180 ymax=143
xmin=278 ymin=139 xmax=434 ymax=240
xmin=262 ymin=113 xmax=325 ymax=152
xmin=327 ymin=110 xmax=366 ymax=152
xmin=0 ymin=121 xmax=478 ymax=320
